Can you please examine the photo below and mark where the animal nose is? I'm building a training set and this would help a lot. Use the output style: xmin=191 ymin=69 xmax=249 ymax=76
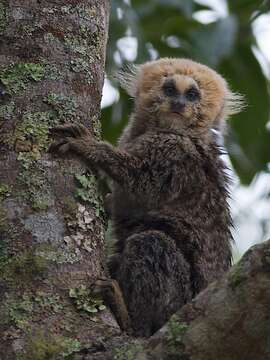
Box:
xmin=171 ymin=97 xmax=186 ymax=113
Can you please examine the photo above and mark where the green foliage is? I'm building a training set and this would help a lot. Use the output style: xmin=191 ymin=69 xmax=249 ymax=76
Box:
xmin=69 ymin=285 xmax=106 ymax=314
xmin=103 ymin=0 xmax=270 ymax=184
xmin=0 ymin=63 xmax=45 ymax=94
xmin=228 ymin=0 xmax=270 ymax=21
xmin=221 ymin=44 xmax=270 ymax=183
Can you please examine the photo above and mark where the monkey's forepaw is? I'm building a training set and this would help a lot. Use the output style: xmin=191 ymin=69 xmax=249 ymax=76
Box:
xmin=49 ymin=123 xmax=95 ymax=156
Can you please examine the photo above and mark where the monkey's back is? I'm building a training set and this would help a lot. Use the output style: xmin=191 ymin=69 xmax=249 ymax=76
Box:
xmin=109 ymin=131 xmax=232 ymax=335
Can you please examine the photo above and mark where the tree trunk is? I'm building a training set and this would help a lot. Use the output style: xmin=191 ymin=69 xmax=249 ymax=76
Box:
xmin=0 ymin=1 xmax=119 ymax=358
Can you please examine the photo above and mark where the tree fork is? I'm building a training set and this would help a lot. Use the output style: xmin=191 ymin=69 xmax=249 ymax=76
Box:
xmin=0 ymin=1 xmax=119 ymax=358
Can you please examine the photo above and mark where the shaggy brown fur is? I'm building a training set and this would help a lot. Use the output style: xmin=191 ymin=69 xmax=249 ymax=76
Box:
xmin=50 ymin=58 xmax=244 ymax=337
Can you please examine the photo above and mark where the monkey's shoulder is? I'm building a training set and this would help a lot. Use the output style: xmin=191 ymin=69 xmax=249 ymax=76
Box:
xmin=120 ymin=131 xmax=212 ymax=164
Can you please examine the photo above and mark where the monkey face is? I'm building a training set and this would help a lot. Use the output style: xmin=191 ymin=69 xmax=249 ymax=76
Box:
xmin=157 ymin=74 xmax=201 ymax=125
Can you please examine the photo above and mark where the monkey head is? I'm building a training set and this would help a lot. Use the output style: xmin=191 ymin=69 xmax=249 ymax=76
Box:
xmin=117 ymin=58 xmax=244 ymax=135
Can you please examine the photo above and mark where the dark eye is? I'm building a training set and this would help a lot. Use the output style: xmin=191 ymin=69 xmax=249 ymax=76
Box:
xmin=164 ymin=86 xmax=175 ymax=96
xmin=185 ymin=87 xmax=200 ymax=101
xmin=163 ymin=82 xmax=177 ymax=97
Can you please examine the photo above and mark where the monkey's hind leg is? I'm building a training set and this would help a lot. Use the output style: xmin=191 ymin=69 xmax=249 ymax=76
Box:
xmin=114 ymin=230 xmax=192 ymax=337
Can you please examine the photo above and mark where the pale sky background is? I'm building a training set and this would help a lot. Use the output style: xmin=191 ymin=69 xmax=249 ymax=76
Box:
xmin=101 ymin=0 xmax=270 ymax=258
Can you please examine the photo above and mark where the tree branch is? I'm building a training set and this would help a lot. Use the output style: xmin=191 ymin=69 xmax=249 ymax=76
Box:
xmin=137 ymin=239 xmax=270 ymax=360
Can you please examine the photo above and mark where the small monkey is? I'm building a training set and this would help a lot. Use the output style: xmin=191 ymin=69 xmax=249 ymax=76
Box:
xmin=50 ymin=58 xmax=244 ymax=337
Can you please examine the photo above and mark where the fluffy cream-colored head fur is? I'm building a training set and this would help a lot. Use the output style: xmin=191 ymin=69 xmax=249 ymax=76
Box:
xmin=117 ymin=58 xmax=245 ymax=134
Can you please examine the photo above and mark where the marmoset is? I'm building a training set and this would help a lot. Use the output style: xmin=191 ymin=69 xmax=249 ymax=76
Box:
xmin=50 ymin=58 xmax=244 ymax=337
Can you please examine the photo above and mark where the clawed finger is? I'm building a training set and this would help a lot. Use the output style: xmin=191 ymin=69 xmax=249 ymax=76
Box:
xmin=49 ymin=138 xmax=74 ymax=155
xmin=49 ymin=123 xmax=89 ymax=138
xmin=49 ymin=124 xmax=76 ymax=138
xmin=49 ymin=139 xmax=67 ymax=153
xmin=58 ymin=143 xmax=71 ymax=155
xmin=76 ymin=123 xmax=90 ymax=136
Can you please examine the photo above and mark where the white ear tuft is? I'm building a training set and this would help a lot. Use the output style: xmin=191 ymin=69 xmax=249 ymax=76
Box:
xmin=213 ymin=91 xmax=246 ymax=133
xmin=114 ymin=63 xmax=140 ymax=97
xmin=224 ymin=91 xmax=246 ymax=118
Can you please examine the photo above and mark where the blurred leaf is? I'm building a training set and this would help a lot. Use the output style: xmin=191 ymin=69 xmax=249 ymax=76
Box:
xmin=157 ymin=0 xmax=195 ymax=17
xmin=220 ymin=44 xmax=270 ymax=184
xmin=228 ymin=0 xmax=270 ymax=23
xmin=102 ymin=89 xmax=133 ymax=144
xmin=190 ymin=16 xmax=238 ymax=67
xmin=132 ymin=0 xmax=195 ymax=17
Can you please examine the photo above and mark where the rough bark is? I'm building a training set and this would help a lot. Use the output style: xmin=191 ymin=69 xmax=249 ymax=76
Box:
xmin=135 ymin=239 xmax=270 ymax=360
xmin=0 ymin=1 xmax=123 ymax=359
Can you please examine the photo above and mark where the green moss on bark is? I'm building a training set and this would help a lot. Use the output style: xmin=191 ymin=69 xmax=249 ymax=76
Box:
xmin=0 ymin=206 xmax=7 ymax=232
xmin=0 ymin=2 xmax=8 ymax=34
xmin=17 ymin=161 xmax=52 ymax=211
xmin=228 ymin=261 xmax=246 ymax=289
xmin=75 ymin=173 xmax=105 ymax=218
xmin=18 ymin=330 xmax=81 ymax=360
xmin=167 ymin=315 xmax=188 ymax=355
xmin=113 ymin=343 xmax=144 ymax=360
xmin=7 ymin=294 xmax=33 ymax=330
xmin=45 ymin=92 xmax=79 ymax=121
xmin=15 ymin=112 xmax=53 ymax=153
xmin=0 ymin=101 xmax=15 ymax=121
xmin=1 ymin=249 xmax=48 ymax=286
xmin=0 ymin=183 xmax=10 ymax=232
xmin=0 ymin=235 xmax=8 ymax=265
xmin=0 ymin=183 xmax=10 ymax=198
xmin=0 ymin=63 xmax=45 ymax=94
xmin=36 ymin=243 xmax=82 ymax=265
